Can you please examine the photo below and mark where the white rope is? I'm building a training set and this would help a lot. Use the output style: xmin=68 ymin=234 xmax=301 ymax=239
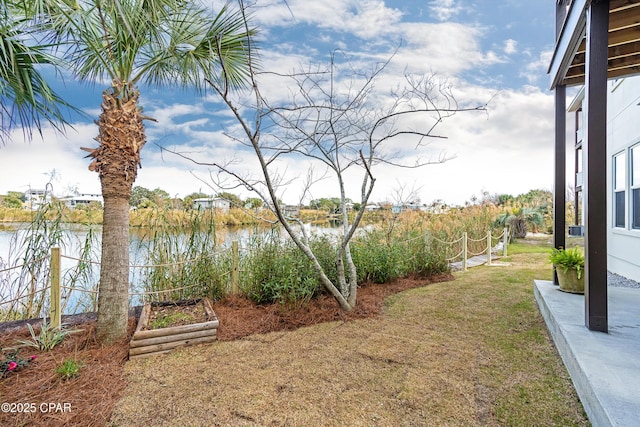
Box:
xmin=0 ymin=286 xmax=49 ymax=306
xmin=0 ymin=254 xmax=51 ymax=273
xmin=61 ymin=247 xmax=230 ymax=269
xmin=60 ymin=255 xmax=101 ymax=265
xmin=492 ymin=229 xmax=505 ymax=239
xmin=432 ymin=235 xmax=463 ymax=245
xmin=445 ymin=249 xmax=464 ymax=262
xmin=128 ymin=282 xmax=204 ymax=296
xmin=0 ymin=263 xmax=26 ymax=273
xmin=468 ymin=249 xmax=488 ymax=257
xmin=402 ymin=234 xmax=426 ymax=243
xmin=60 ymin=285 xmax=99 ymax=294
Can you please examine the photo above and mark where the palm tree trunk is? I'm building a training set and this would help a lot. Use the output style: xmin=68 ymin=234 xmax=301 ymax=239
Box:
xmin=96 ymin=194 xmax=130 ymax=342
xmin=93 ymin=85 xmax=145 ymax=342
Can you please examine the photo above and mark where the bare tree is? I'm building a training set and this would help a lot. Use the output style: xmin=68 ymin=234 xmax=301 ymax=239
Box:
xmin=170 ymin=19 xmax=486 ymax=310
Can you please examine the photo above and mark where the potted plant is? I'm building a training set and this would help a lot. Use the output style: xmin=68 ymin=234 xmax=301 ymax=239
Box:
xmin=549 ymin=246 xmax=585 ymax=294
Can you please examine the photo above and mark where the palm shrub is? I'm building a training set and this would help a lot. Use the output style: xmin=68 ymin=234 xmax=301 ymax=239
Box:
xmin=494 ymin=207 xmax=544 ymax=239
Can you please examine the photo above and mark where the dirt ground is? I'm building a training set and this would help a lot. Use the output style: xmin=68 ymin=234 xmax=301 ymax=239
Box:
xmin=0 ymin=274 xmax=450 ymax=427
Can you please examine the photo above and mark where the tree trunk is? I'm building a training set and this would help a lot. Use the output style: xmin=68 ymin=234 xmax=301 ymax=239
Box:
xmin=92 ymin=84 xmax=146 ymax=342
xmin=96 ymin=195 xmax=130 ymax=342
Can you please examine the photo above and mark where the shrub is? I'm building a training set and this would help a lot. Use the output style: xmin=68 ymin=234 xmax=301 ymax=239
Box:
xmin=242 ymin=235 xmax=322 ymax=305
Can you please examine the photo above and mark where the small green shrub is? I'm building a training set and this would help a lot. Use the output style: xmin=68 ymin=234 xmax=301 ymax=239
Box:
xmin=56 ymin=359 xmax=82 ymax=380
xmin=14 ymin=319 xmax=79 ymax=351
xmin=243 ymin=237 xmax=322 ymax=305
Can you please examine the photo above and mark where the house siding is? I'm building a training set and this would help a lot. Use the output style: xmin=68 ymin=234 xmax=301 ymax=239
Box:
xmin=605 ymin=77 xmax=640 ymax=282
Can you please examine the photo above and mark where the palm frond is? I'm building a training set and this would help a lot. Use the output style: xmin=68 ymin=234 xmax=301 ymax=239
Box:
xmin=0 ymin=2 xmax=76 ymax=143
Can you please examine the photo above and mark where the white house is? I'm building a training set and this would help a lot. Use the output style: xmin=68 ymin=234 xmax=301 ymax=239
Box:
xmin=568 ymin=76 xmax=640 ymax=282
xmin=192 ymin=197 xmax=230 ymax=213
xmin=23 ymin=189 xmax=50 ymax=210
xmin=61 ymin=193 xmax=104 ymax=209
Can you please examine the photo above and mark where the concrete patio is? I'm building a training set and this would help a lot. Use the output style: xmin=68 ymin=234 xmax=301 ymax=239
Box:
xmin=534 ymin=280 xmax=640 ymax=427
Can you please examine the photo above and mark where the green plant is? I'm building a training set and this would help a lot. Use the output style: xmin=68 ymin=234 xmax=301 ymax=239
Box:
xmin=1 ymin=350 xmax=36 ymax=377
xmin=549 ymin=246 xmax=584 ymax=279
xmin=243 ymin=236 xmax=322 ymax=305
xmin=56 ymin=359 xmax=82 ymax=380
xmin=14 ymin=319 xmax=79 ymax=351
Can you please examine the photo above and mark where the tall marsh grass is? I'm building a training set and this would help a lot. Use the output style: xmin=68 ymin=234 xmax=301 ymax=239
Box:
xmin=135 ymin=208 xmax=229 ymax=303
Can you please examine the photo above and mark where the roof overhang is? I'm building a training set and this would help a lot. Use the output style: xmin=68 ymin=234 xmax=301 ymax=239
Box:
xmin=549 ymin=0 xmax=640 ymax=89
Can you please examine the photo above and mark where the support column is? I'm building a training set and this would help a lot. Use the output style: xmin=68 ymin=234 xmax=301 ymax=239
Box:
xmin=554 ymin=84 xmax=567 ymax=287
xmin=583 ymin=0 xmax=608 ymax=332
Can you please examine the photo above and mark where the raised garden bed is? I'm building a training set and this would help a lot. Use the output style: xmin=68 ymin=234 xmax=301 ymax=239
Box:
xmin=129 ymin=298 xmax=218 ymax=359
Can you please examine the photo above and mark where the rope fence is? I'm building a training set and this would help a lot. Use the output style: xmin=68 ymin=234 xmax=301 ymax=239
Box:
xmin=2 ymin=228 xmax=509 ymax=327
xmin=430 ymin=228 xmax=509 ymax=271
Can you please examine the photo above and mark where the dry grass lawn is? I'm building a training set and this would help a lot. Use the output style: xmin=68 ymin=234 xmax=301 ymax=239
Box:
xmin=110 ymin=247 xmax=589 ymax=426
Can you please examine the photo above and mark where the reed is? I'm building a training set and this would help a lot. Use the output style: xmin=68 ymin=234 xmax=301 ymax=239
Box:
xmin=135 ymin=207 xmax=228 ymax=303
xmin=0 ymin=198 xmax=98 ymax=321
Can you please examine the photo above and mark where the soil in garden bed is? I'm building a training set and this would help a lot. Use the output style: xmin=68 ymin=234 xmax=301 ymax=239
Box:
xmin=144 ymin=299 xmax=210 ymax=330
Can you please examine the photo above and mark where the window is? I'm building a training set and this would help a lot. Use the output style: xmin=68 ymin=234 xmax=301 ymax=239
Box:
xmin=632 ymin=145 xmax=640 ymax=230
xmin=614 ymin=152 xmax=626 ymax=228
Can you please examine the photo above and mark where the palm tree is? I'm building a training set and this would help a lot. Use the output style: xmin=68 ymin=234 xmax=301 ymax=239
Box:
xmin=1 ymin=1 xmax=74 ymax=143
xmin=494 ymin=207 xmax=544 ymax=239
xmin=29 ymin=0 xmax=255 ymax=342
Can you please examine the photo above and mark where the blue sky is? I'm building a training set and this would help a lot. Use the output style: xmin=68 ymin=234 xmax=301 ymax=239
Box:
xmin=0 ymin=1 xmax=566 ymax=206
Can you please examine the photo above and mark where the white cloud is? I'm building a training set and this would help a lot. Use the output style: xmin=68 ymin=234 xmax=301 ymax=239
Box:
xmin=0 ymin=123 xmax=101 ymax=195
xmin=504 ymin=39 xmax=518 ymax=55
xmin=254 ymin=0 xmax=404 ymax=40
xmin=521 ymin=49 xmax=553 ymax=85
xmin=428 ymin=0 xmax=464 ymax=22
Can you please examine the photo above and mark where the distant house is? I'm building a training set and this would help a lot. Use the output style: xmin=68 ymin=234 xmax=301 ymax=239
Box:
xmin=24 ymin=189 xmax=49 ymax=210
xmin=61 ymin=193 xmax=103 ymax=209
xmin=192 ymin=197 xmax=230 ymax=213
xmin=283 ymin=205 xmax=300 ymax=218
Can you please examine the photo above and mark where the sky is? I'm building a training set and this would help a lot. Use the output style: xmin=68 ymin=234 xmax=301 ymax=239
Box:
xmin=0 ymin=1 xmax=570 ymax=206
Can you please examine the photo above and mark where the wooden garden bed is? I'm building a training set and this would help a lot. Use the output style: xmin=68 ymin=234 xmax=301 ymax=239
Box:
xmin=129 ymin=298 xmax=218 ymax=359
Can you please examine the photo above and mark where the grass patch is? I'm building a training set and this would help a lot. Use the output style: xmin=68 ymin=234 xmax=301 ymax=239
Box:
xmin=110 ymin=238 xmax=588 ymax=426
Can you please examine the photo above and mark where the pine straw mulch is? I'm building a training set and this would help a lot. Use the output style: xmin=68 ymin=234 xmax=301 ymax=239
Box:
xmin=0 ymin=273 xmax=452 ymax=427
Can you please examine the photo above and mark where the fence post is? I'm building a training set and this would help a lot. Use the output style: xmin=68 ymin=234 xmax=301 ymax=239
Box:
xmin=503 ymin=227 xmax=509 ymax=257
xmin=50 ymin=247 xmax=61 ymax=328
xmin=231 ymin=241 xmax=239 ymax=294
xmin=462 ymin=232 xmax=468 ymax=271
xmin=424 ymin=231 xmax=430 ymax=261
xmin=487 ymin=230 xmax=492 ymax=266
